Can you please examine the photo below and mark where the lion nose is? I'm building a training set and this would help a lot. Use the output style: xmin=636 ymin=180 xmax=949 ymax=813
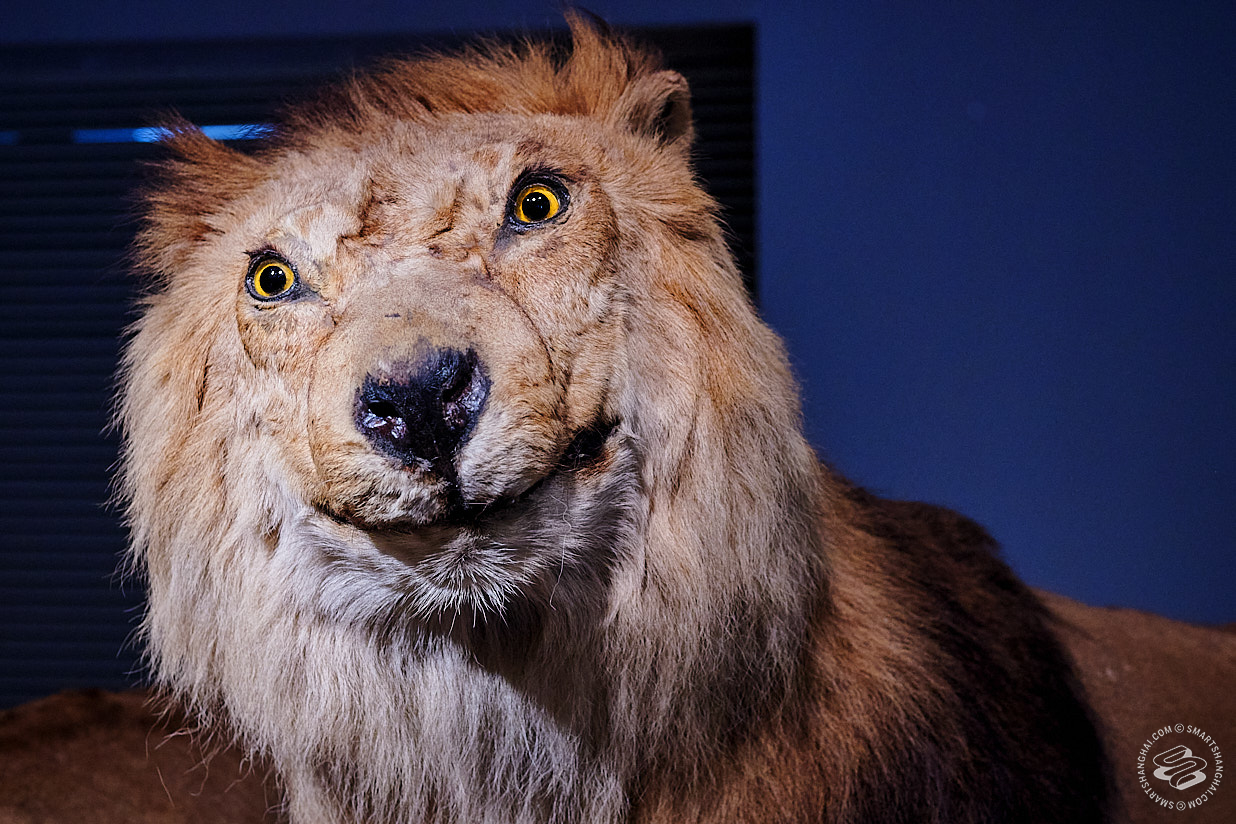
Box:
xmin=355 ymin=348 xmax=489 ymax=479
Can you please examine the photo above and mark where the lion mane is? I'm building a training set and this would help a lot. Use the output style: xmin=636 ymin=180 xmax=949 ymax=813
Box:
xmin=119 ymin=16 xmax=1111 ymax=823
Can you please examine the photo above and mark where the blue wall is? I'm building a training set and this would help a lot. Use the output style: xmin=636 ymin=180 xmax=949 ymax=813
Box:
xmin=4 ymin=2 xmax=1232 ymax=623
xmin=759 ymin=4 xmax=1235 ymax=625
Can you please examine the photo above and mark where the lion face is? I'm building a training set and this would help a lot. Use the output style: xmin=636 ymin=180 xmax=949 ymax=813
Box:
xmin=149 ymin=107 xmax=686 ymax=618
xmin=234 ymin=115 xmax=622 ymax=524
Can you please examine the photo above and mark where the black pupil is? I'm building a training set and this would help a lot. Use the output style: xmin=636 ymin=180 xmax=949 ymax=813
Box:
xmin=259 ymin=264 xmax=290 ymax=295
xmin=521 ymin=190 xmax=552 ymax=222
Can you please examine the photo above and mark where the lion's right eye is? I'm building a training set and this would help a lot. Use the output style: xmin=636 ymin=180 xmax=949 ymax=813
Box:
xmin=507 ymin=176 xmax=569 ymax=228
xmin=513 ymin=184 xmax=563 ymax=224
xmin=246 ymin=254 xmax=299 ymax=301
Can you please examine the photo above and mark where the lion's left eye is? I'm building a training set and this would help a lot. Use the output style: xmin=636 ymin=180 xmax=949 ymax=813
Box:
xmin=511 ymin=181 xmax=566 ymax=225
xmin=246 ymin=254 xmax=299 ymax=301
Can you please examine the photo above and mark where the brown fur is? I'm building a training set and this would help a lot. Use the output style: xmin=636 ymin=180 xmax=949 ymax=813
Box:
xmin=61 ymin=15 xmax=1229 ymax=823
xmin=0 ymin=689 xmax=277 ymax=824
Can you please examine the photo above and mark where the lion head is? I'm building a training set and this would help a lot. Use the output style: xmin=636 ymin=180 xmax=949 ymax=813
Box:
xmin=119 ymin=17 xmax=824 ymax=823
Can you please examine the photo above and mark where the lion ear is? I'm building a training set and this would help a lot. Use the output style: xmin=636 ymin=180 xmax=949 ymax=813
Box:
xmin=614 ymin=70 xmax=694 ymax=147
xmin=137 ymin=121 xmax=261 ymax=279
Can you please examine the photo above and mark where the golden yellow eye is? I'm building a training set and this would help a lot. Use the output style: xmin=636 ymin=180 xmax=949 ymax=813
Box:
xmin=246 ymin=255 xmax=298 ymax=301
xmin=512 ymin=182 xmax=564 ymax=224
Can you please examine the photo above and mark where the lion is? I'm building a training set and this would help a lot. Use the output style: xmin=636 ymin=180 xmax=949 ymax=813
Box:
xmin=99 ymin=15 xmax=1235 ymax=824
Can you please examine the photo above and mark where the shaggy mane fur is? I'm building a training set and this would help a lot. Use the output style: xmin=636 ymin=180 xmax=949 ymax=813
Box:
xmin=288 ymin=23 xmax=686 ymax=135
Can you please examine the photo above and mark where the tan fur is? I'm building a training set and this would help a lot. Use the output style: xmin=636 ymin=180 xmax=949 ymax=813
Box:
xmin=98 ymin=16 xmax=1234 ymax=823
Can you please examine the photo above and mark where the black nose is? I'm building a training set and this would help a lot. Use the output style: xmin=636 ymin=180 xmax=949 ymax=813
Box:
xmin=355 ymin=348 xmax=490 ymax=480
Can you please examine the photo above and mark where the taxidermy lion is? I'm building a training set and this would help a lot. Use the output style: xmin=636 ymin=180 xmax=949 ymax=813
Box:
xmin=98 ymin=16 xmax=1235 ymax=824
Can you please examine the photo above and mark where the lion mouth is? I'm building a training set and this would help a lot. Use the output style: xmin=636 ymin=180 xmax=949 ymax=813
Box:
xmin=309 ymin=417 xmax=629 ymax=618
xmin=439 ymin=418 xmax=619 ymax=523
xmin=355 ymin=416 xmax=631 ymax=618
xmin=326 ymin=413 xmax=620 ymax=533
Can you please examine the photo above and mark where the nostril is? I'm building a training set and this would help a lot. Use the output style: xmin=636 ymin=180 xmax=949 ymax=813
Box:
xmin=438 ymin=354 xmax=473 ymax=404
xmin=439 ymin=352 xmax=486 ymax=434
xmin=359 ymin=399 xmax=409 ymax=442
xmin=365 ymin=400 xmax=402 ymax=419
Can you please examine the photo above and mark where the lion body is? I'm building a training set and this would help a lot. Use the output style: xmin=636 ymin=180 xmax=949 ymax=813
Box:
xmin=111 ymin=19 xmax=1130 ymax=823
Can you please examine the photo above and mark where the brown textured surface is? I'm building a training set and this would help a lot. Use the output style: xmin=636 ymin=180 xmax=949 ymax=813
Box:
xmin=0 ymin=689 xmax=274 ymax=824
xmin=1044 ymin=592 xmax=1236 ymax=823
